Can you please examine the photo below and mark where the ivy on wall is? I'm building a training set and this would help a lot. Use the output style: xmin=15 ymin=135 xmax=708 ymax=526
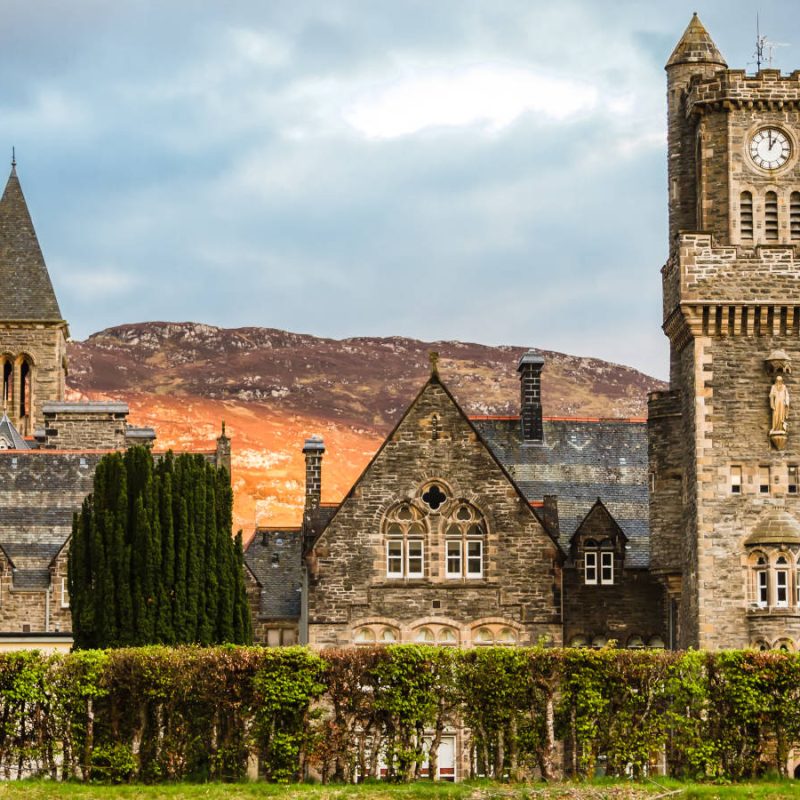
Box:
xmin=1 ymin=646 xmax=800 ymax=783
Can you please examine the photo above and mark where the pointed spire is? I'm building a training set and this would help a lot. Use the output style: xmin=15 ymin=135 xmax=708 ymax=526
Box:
xmin=0 ymin=164 xmax=63 ymax=322
xmin=666 ymin=13 xmax=727 ymax=69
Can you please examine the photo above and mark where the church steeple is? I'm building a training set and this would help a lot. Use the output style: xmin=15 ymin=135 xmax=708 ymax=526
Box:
xmin=666 ymin=13 xmax=727 ymax=70
xmin=0 ymin=163 xmax=63 ymax=322
xmin=0 ymin=159 xmax=68 ymax=436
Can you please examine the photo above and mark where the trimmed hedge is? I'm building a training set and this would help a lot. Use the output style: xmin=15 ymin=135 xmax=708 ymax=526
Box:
xmin=0 ymin=646 xmax=799 ymax=783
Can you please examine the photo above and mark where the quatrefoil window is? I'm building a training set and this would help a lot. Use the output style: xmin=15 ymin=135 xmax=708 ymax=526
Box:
xmin=422 ymin=483 xmax=447 ymax=511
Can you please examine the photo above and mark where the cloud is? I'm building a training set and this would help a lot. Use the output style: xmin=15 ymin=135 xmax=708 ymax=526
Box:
xmin=342 ymin=64 xmax=599 ymax=139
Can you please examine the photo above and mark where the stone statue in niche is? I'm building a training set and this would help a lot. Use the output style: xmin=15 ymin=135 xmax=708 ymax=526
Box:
xmin=770 ymin=375 xmax=790 ymax=450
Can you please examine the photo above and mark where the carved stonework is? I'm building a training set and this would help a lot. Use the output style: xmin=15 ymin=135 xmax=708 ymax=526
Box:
xmin=770 ymin=375 xmax=790 ymax=450
xmin=765 ymin=349 xmax=792 ymax=377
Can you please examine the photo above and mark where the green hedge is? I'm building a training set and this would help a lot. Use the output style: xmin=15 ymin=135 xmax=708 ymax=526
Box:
xmin=0 ymin=646 xmax=799 ymax=783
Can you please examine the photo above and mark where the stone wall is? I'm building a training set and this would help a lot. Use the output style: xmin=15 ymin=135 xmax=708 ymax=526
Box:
xmin=0 ymin=321 xmax=67 ymax=436
xmin=306 ymin=378 xmax=562 ymax=649
xmin=42 ymin=403 xmax=128 ymax=450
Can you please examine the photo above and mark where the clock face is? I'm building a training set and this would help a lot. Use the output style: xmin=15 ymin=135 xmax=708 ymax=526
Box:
xmin=749 ymin=127 xmax=791 ymax=170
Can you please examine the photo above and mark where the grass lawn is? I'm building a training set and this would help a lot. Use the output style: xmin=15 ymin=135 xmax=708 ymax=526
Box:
xmin=1 ymin=780 xmax=800 ymax=799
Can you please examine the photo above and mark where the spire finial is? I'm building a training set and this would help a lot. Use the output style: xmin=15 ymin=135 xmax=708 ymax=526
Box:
xmin=11 ymin=147 xmax=15 ymax=169
xmin=429 ymin=351 xmax=440 ymax=376
xmin=220 ymin=419 xmax=226 ymax=437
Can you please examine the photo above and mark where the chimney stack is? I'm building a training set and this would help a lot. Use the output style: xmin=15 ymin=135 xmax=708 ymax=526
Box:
xmin=303 ymin=435 xmax=325 ymax=510
xmin=518 ymin=351 xmax=544 ymax=442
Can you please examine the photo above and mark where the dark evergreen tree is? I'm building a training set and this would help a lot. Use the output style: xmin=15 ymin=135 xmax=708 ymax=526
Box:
xmin=68 ymin=446 xmax=251 ymax=648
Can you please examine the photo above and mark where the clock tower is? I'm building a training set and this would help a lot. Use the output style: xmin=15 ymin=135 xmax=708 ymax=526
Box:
xmin=649 ymin=15 xmax=800 ymax=649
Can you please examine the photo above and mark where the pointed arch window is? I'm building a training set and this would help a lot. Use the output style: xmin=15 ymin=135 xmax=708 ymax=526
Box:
xmin=1 ymin=359 xmax=11 ymax=410
xmin=444 ymin=503 xmax=485 ymax=579
xmin=18 ymin=357 xmax=32 ymax=424
xmin=775 ymin=555 xmax=790 ymax=607
xmin=384 ymin=504 xmax=426 ymax=579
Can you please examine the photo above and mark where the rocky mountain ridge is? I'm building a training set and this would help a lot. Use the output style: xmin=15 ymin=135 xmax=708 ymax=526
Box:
xmin=66 ymin=322 xmax=666 ymax=530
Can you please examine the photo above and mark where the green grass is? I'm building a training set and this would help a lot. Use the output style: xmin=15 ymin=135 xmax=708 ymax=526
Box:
xmin=1 ymin=780 xmax=800 ymax=800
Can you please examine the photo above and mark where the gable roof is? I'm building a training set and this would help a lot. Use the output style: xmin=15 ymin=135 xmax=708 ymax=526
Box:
xmin=570 ymin=498 xmax=629 ymax=547
xmin=0 ymin=414 xmax=28 ymax=450
xmin=309 ymin=371 xmax=562 ymax=553
xmin=0 ymin=166 xmax=63 ymax=322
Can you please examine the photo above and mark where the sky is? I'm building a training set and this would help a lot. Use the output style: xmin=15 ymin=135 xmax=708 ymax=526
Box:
xmin=3 ymin=1 xmax=798 ymax=379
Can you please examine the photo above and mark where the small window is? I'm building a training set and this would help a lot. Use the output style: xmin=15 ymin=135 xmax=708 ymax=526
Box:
xmin=474 ymin=627 xmax=494 ymax=646
xmin=466 ymin=540 xmax=483 ymax=578
xmin=354 ymin=628 xmax=376 ymax=644
xmin=627 ymin=635 xmax=645 ymax=650
xmin=648 ymin=636 xmax=666 ymax=650
xmin=421 ymin=484 xmax=447 ymax=511
xmin=791 ymin=192 xmax=800 ymax=240
xmin=765 ymin=191 xmax=779 ymax=241
xmin=61 ymin=577 xmax=69 ymax=609
xmin=776 ymin=566 xmax=789 ymax=607
xmin=386 ymin=541 xmax=403 ymax=577
xmin=731 ymin=466 xmax=742 ymax=494
xmin=757 ymin=567 xmax=769 ymax=607
xmin=569 ymin=635 xmax=589 ymax=648
xmin=415 ymin=627 xmax=435 ymax=643
xmin=407 ymin=540 xmax=424 ymax=578
xmin=584 ymin=551 xmax=598 ymax=585
xmin=740 ymin=191 xmax=754 ymax=240
xmin=789 ymin=465 xmax=798 ymax=494
xmin=438 ymin=628 xmax=458 ymax=646
xmin=759 ymin=466 xmax=771 ymax=494
xmin=445 ymin=540 xmax=462 ymax=578
xmin=600 ymin=551 xmax=614 ymax=585
xmin=380 ymin=628 xmax=398 ymax=643
xmin=591 ymin=635 xmax=607 ymax=649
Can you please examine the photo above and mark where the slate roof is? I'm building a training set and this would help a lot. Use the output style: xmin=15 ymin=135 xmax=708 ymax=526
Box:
xmin=666 ymin=13 xmax=727 ymax=69
xmin=0 ymin=414 xmax=28 ymax=450
xmin=0 ymin=167 xmax=63 ymax=322
xmin=244 ymin=528 xmax=303 ymax=619
xmin=0 ymin=453 xmax=101 ymax=581
xmin=472 ymin=417 xmax=650 ymax=567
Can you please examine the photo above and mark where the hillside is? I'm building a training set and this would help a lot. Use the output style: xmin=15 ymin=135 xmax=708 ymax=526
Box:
xmin=66 ymin=322 xmax=665 ymax=531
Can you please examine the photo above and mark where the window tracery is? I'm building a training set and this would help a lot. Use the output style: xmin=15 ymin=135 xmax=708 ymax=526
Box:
xmin=384 ymin=504 xmax=426 ymax=579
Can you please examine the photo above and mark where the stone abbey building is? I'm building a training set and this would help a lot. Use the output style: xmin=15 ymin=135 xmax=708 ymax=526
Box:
xmin=3 ymin=15 xmax=800 ymax=657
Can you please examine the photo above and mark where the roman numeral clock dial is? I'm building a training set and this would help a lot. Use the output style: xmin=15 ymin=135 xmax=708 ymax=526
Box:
xmin=749 ymin=127 xmax=791 ymax=170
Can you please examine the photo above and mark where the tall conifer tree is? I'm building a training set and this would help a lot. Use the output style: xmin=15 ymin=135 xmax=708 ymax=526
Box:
xmin=68 ymin=446 xmax=251 ymax=648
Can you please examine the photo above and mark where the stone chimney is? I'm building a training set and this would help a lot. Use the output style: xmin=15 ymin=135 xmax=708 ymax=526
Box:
xmin=216 ymin=420 xmax=231 ymax=480
xmin=517 ymin=351 xmax=544 ymax=442
xmin=303 ymin=435 xmax=325 ymax=510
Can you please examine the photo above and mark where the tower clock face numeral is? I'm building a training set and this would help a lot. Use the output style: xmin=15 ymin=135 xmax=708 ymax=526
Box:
xmin=749 ymin=128 xmax=791 ymax=170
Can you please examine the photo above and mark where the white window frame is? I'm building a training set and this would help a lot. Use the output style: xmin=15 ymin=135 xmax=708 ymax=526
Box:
xmin=757 ymin=569 xmax=768 ymax=607
xmin=386 ymin=540 xmax=403 ymax=578
xmin=776 ymin=569 xmax=789 ymax=607
xmin=445 ymin=540 xmax=462 ymax=579
xmin=600 ymin=551 xmax=614 ymax=585
xmin=61 ymin=577 xmax=69 ymax=609
xmin=466 ymin=539 xmax=483 ymax=579
xmin=406 ymin=539 xmax=424 ymax=578
xmin=584 ymin=551 xmax=598 ymax=585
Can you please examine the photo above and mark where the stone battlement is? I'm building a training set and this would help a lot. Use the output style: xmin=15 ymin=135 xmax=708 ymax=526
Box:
xmin=687 ymin=69 xmax=800 ymax=114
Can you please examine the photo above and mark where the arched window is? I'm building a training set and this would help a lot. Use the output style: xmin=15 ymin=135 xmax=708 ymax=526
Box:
xmin=740 ymin=191 xmax=754 ymax=240
xmin=18 ymin=357 xmax=32 ymax=425
xmin=438 ymin=628 xmax=458 ymax=646
xmin=765 ymin=191 xmax=779 ymax=241
xmin=569 ymin=635 xmax=589 ymax=648
xmin=648 ymin=636 xmax=665 ymax=650
xmin=354 ymin=627 xmax=376 ymax=645
xmin=591 ymin=635 xmax=608 ymax=649
xmin=474 ymin=627 xmax=494 ymax=646
xmin=627 ymin=635 xmax=645 ymax=650
xmin=497 ymin=628 xmax=517 ymax=646
xmin=775 ymin=638 xmax=794 ymax=652
xmin=775 ymin=555 xmax=790 ymax=607
xmin=791 ymin=192 xmax=800 ymax=240
xmin=384 ymin=504 xmax=426 ymax=579
xmin=415 ymin=627 xmax=435 ymax=643
xmin=444 ymin=503 xmax=485 ymax=579
xmin=1 ymin=358 xmax=11 ymax=411
xmin=380 ymin=628 xmax=398 ymax=643
xmin=750 ymin=552 xmax=769 ymax=607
